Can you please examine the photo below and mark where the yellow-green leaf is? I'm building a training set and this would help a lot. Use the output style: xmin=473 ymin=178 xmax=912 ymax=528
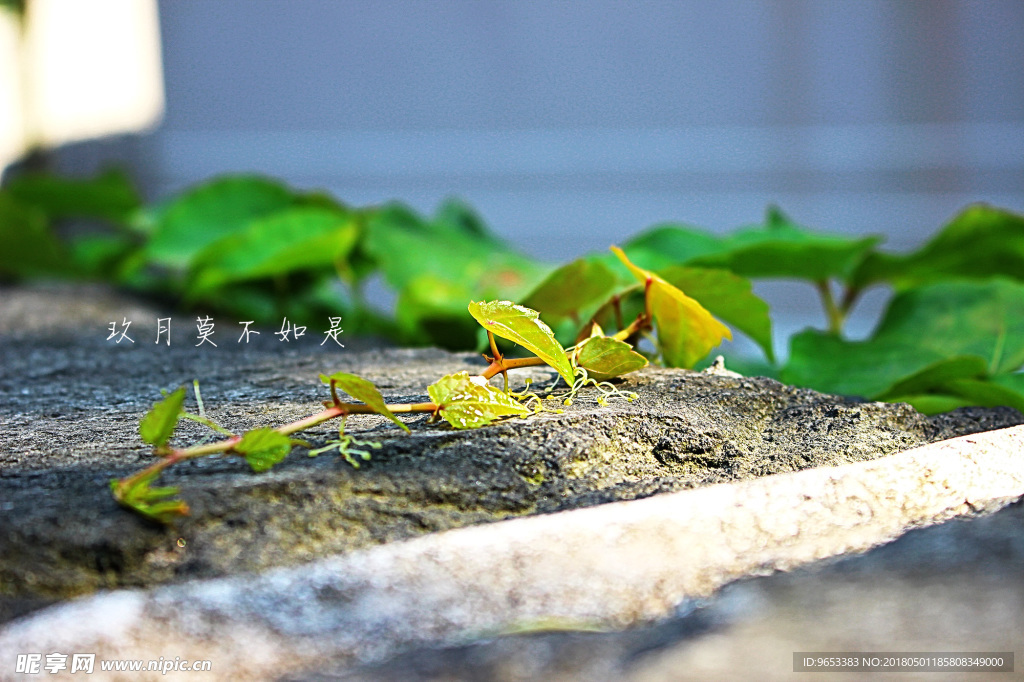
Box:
xmin=427 ymin=371 xmax=530 ymax=429
xmin=576 ymin=336 xmax=648 ymax=381
xmin=319 ymin=371 xmax=409 ymax=432
xmin=611 ymin=246 xmax=731 ymax=368
xmin=234 ymin=427 xmax=293 ymax=472
xmin=109 ymin=471 xmax=189 ymax=524
xmin=657 ymin=265 xmax=774 ymax=363
xmin=139 ymin=386 xmax=186 ymax=447
xmin=467 ymin=300 xmax=575 ymax=385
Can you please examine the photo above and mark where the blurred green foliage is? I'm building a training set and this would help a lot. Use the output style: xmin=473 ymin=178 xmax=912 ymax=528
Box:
xmin=3 ymin=169 xmax=1024 ymax=415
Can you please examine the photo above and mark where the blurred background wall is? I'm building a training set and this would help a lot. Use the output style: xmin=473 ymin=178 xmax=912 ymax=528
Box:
xmin=49 ymin=0 xmax=1024 ymax=338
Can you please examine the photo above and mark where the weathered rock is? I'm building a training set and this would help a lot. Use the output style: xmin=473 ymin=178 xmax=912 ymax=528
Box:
xmin=2 ymin=283 xmax=1024 ymax=681
xmin=3 ymin=309 xmax=1021 ymax=624
xmin=1 ymin=426 xmax=1023 ymax=681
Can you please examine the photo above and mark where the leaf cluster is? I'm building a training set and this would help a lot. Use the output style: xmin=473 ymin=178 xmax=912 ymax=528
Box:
xmin=115 ymin=290 xmax=697 ymax=521
xmin=0 ymin=172 xmax=548 ymax=342
xmin=522 ymin=204 xmax=1024 ymax=415
xmin=4 ymin=168 xmax=1024 ymax=414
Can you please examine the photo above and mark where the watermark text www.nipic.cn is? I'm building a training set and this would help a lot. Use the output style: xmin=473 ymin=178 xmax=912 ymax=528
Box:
xmin=106 ymin=316 xmax=345 ymax=347
xmin=15 ymin=652 xmax=213 ymax=675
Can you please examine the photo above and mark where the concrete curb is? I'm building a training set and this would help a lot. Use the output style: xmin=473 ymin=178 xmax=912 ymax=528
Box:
xmin=2 ymin=425 xmax=1023 ymax=681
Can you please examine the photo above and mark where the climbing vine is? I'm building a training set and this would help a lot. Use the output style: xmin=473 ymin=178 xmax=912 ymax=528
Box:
xmin=111 ymin=246 xmax=730 ymax=522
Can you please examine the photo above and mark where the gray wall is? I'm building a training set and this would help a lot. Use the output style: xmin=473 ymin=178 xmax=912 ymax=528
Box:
xmin=61 ymin=0 xmax=1024 ymax=349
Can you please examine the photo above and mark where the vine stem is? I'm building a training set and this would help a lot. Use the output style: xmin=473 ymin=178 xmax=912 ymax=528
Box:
xmin=117 ymin=297 xmax=656 ymax=513
xmin=480 ymin=355 xmax=550 ymax=379
xmin=816 ymin=280 xmax=845 ymax=335
xmin=114 ymin=400 xmax=441 ymax=500
xmin=119 ymin=349 xmax=567 ymax=498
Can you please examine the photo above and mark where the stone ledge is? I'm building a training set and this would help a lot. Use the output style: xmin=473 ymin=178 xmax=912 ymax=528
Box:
xmin=1 ymin=425 xmax=1022 ymax=681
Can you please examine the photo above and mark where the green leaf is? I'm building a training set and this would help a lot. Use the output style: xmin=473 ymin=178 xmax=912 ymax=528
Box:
xmin=433 ymin=197 xmax=502 ymax=245
xmin=611 ymin=247 xmax=732 ymax=368
xmin=319 ymin=371 xmax=409 ymax=432
xmin=876 ymin=356 xmax=989 ymax=399
xmin=657 ymin=265 xmax=774 ymax=362
xmin=363 ymin=202 xmax=545 ymax=299
xmin=522 ymin=259 xmax=618 ymax=319
xmin=620 ymin=224 xmax=724 ymax=272
xmin=992 ymin=372 xmax=1024 ymax=396
xmin=0 ymin=194 xmax=65 ymax=278
xmin=620 ymin=208 xmax=880 ymax=285
xmin=467 ymin=300 xmax=576 ymax=385
xmin=887 ymin=380 xmax=1024 ymax=416
xmin=576 ymin=336 xmax=648 ymax=381
xmin=4 ymin=169 xmax=141 ymax=225
xmin=874 ymin=356 xmax=1024 ymax=415
xmin=690 ymin=207 xmax=881 ymax=284
xmin=853 ymin=204 xmax=1024 ymax=290
xmin=782 ymin=280 xmax=1024 ymax=400
xmin=937 ymin=379 xmax=1024 ymax=413
xmin=233 ymin=427 xmax=294 ymax=472
xmin=139 ymin=387 xmax=187 ymax=447
xmin=145 ymin=175 xmax=296 ymax=268
xmin=784 ymin=329 xmax=938 ymax=400
xmin=885 ymin=394 xmax=976 ymax=416
xmin=110 ymin=472 xmax=189 ymax=524
xmin=187 ymin=205 xmax=359 ymax=296
xmin=427 ymin=371 xmax=530 ymax=429
xmin=68 ymin=234 xmax=137 ymax=278
xmin=394 ymin=275 xmax=480 ymax=349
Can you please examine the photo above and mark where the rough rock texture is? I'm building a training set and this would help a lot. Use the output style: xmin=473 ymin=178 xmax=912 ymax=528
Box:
xmin=2 ymin=284 xmax=1021 ymax=624
xmin=1 ymin=426 xmax=1023 ymax=682
xmin=2 ymin=284 xmax=1024 ymax=681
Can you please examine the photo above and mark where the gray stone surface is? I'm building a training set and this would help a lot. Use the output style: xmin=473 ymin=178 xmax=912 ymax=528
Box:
xmin=2 ymin=285 xmax=1020 ymax=624
xmin=1 ymin=425 xmax=1023 ymax=682
xmin=2 ymin=284 xmax=1024 ymax=681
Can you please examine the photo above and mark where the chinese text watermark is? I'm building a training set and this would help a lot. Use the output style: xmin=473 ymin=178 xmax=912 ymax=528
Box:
xmin=104 ymin=316 xmax=344 ymax=348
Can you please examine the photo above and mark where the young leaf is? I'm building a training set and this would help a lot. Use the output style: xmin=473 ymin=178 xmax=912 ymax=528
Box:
xmin=522 ymin=259 xmax=618 ymax=319
xmin=427 ymin=372 xmax=530 ymax=429
xmin=233 ymin=427 xmax=294 ymax=472
xmin=467 ymin=300 xmax=576 ymax=385
xmin=576 ymin=336 xmax=648 ymax=381
xmin=657 ymin=265 xmax=774 ymax=363
xmin=110 ymin=472 xmax=189 ymax=524
xmin=611 ymin=247 xmax=732 ymax=368
xmin=139 ymin=386 xmax=187 ymax=448
xmin=319 ymin=371 xmax=410 ymax=432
